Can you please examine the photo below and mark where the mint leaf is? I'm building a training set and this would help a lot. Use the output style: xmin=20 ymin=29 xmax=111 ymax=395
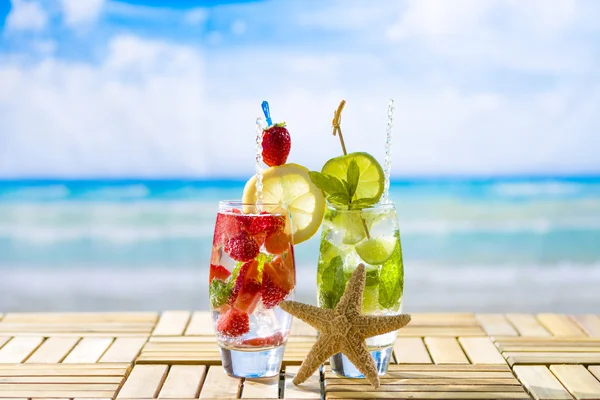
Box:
xmin=378 ymin=237 xmax=403 ymax=309
xmin=349 ymin=196 xmax=380 ymax=210
xmin=327 ymin=193 xmax=350 ymax=207
xmin=309 ymin=171 xmax=347 ymax=196
xmin=318 ymin=255 xmax=346 ymax=309
xmin=346 ymin=159 xmax=360 ymax=200
xmin=209 ymin=279 xmax=230 ymax=308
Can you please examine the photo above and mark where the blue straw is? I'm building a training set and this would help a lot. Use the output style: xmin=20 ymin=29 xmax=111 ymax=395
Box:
xmin=261 ymin=101 xmax=272 ymax=126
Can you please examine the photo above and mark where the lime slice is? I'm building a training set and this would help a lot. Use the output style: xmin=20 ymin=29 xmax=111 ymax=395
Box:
xmin=322 ymin=152 xmax=384 ymax=203
xmin=243 ymin=163 xmax=326 ymax=244
xmin=333 ymin=211 xmax=367 ymax=244
xmin=355 ymin=237 xmax=397 ymax=265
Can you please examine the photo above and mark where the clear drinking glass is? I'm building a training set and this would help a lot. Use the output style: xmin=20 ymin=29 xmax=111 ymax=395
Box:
xmin=317 ymin=202 xmax=404 ymax=377
xmin=209 ymin=201 xmax=295 ymax=378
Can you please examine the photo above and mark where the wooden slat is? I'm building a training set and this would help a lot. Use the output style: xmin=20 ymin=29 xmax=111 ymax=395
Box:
xmin=99 ymin=337 xmax=147 ymax=363
xmin=25 ymin=337 xmax=80 ymax=364
xmin=476 ymin=314 xmax=519 ymax=336
xmin=513 ymin=365 xmax=572 ymax=400
xmin=117 ymin=365 xmax=168 ymax=398
xmin=0 ymin=337 xmax=10 ymax=350
xmin=538 ymin=315 xmax=586 ymax=337
xmin=459 ymin=337 xmax=506 ymax=364
xmin=326 ymin=377 xmax=521 ymax=386
xmin=0 ymin=383 xmax=119 ymax=390
xmin=572 ymin=316 xmax=600 ymax=337
xmin=398 ymin=327 xmax=486 ymax=336
xmin=62 ymin=337 xmax=114 ymax=363
xmin=284 ymin=366 xmax=321 ymax=399
xmin=589 ymin=366 xmax=600 ymax=381
xmin=325 ymin=391 xmax=530 ymax=399
xmin=0 ymin=337 xmax=44 ymax=363
xmin=184 ymin=312 xmax=213 ymax=336
xmin=326 ymin=384 xmax=527 ymax=392
xmin=394 ymin=337 xmax=432 ymax=364
xmin=424 ymin=337 xmax=470 ymax=364
xmin=0 ymin=390 xmax=115 ymax=397
xmin=241 ymin=376 xmax=279 ymax=398
xmin=507 ymin=314 xmax=551 ymax=337
xmin=199 ymin=366 xmax=242 ymax=399
xmin=506 ymin=353 xmax=600 ymax=366
xmin=158 ymin=365 xmax=205 ymax=398
xmin=0 ymin=376 xmax=123 ymax=383
xmin=550 ymin=365 xmax=600 ymax=400
xmin=152 ymin=311 xmax=191 ymax=336
xmin=410 ymin=313 xmax=477 ymax=324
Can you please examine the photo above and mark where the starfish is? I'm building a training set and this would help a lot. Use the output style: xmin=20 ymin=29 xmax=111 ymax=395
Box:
xmin=280 ymin=263 xmax=411 ymax=388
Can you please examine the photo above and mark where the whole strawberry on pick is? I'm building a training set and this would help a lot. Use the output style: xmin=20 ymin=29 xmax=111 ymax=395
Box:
xmin=261 ymin=101 xmax=291 ymax=167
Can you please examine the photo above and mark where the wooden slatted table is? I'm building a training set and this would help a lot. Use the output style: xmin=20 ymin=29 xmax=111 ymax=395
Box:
xmin=0 ymin=312 xmax=599 ymax=399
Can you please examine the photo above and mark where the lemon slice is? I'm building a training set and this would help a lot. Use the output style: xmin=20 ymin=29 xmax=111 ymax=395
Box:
xmin=243 ymin=163 xmax=326 ymax=244
xmin=322 ymin=152 xmax=384 ymax=202
xmin=355 ymin=237 xmax=397 ymax=265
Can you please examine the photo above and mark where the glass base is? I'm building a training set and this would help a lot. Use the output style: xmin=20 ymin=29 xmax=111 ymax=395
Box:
xmin=220 ymin=345 xmax=284 ymax=378
xmin=330 ymin=346 xmax=393 ymax=378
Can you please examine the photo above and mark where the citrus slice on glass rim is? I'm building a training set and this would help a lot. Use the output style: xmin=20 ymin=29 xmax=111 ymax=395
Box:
xmin=242 ymin=163 xmax=326 ymax=244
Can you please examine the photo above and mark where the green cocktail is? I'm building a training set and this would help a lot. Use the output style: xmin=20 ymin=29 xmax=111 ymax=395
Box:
xmin=317 ymin=202 xmax=404 ymax=376
xmin=308 ymin=100 xmax=403 ymax=377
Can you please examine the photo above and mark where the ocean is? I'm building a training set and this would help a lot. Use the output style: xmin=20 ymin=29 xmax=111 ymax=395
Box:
xmin=1 ymin=178 xmax=599 ymax=312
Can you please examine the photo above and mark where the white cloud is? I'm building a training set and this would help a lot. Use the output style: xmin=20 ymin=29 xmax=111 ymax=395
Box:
xmin=183 ymin=7 xmax=207 ymax=26
xmin=4 ymin=0 xmax=47 ymax=32
xmin=60 ymin=0 xmax=105 ymax=28
xmin=0 ymin=1 xmax=599 ymax=178
xmin=231 ymin=20 xmax=246 ymax=36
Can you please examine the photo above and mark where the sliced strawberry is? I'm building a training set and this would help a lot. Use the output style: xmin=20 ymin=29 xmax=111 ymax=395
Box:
xmin=209 ymin=264 xmax=231 ymax=283
xmin=230 ymin=259 xmax=262 ymax=313
xmin=262 ymin=255 xmax=295 ymax=309
xmin=224 ymin=232 xmax=260 ymax=262
xmin=213 ymin=210 xmax=254 ymax=246
xmin=248 ymin=214 xmax=285 ymax=236
xmin=265 ymin=231 xmax=290 ymax=255
xmin=241 ymin=332 xmax=284 ymax=347
xmin=216 ymin=308 xmax=249 ymax=337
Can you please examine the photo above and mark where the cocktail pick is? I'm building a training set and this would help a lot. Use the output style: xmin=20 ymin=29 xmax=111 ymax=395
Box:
xmin=382 ymin=98 xmax=395 ymax=204
xmin=332 ymin=100 xmax=348 ymax=155
xmin=280 ymin=264 xmax=411 ymax=388
xmin=262 ymin=100 xmax=273 ymax=127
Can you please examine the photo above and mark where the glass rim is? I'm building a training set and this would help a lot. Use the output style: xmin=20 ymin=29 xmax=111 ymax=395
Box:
xmin=218 ymin=200 xmax=288 ymax=210
xmin=326 ymin=201 xmax=395 ymax=212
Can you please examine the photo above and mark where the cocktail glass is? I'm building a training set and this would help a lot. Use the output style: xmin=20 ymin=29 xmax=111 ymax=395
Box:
xmin=317 ymin=202 xmax=403 ymax=377
xmin=209 ymin=201 xmax=295 ymax=378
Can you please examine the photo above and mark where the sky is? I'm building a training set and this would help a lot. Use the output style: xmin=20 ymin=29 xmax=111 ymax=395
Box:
xmin=0 ymin=0 xmax=599 ymax=178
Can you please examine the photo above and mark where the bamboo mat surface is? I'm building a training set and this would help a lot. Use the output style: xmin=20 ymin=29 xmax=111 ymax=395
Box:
xmin=0 ymin=312 xmax=599 ymax=399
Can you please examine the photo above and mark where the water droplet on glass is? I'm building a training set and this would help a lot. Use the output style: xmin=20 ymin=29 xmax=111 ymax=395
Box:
xmin=382 ymin=98 xmax=395 ymax=204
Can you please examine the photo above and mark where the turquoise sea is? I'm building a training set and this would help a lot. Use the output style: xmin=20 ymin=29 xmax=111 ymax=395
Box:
xmin=1 ymin=178 xmax=599 ymax=312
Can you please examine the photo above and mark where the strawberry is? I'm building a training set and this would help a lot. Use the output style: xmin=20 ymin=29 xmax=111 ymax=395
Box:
xmin=213 ymin=210 xmax=253 ymax=247
xmin=209 ymin=264 xmax=231 ymax=283
xmin=265 ymin=231 xmax=290 ymax=255
xmin=216 ymin=308 xmax=249 ymax=337
xmin=224 ymin=232 xmax=260 ymax=262
xmin=241 ymin=332 xmax=284 ymax=347
xmin=249 ymin=213 xmax=285 ymax=236
xmin=262 ymin=255 xmax=295 ymax=309
xmin=230 ymin=259 xmax=262 ymax=313
xmin=262 ymin=124 xmax=291 ymax=167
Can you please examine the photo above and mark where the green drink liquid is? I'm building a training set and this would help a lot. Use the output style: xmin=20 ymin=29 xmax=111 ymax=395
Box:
xmin=317 ymin=204 xmax=404 ymax=328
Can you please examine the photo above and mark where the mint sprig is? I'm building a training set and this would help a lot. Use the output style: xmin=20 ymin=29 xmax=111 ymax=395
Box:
xmin=309 ymin=160 xmax=378 ymax=210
